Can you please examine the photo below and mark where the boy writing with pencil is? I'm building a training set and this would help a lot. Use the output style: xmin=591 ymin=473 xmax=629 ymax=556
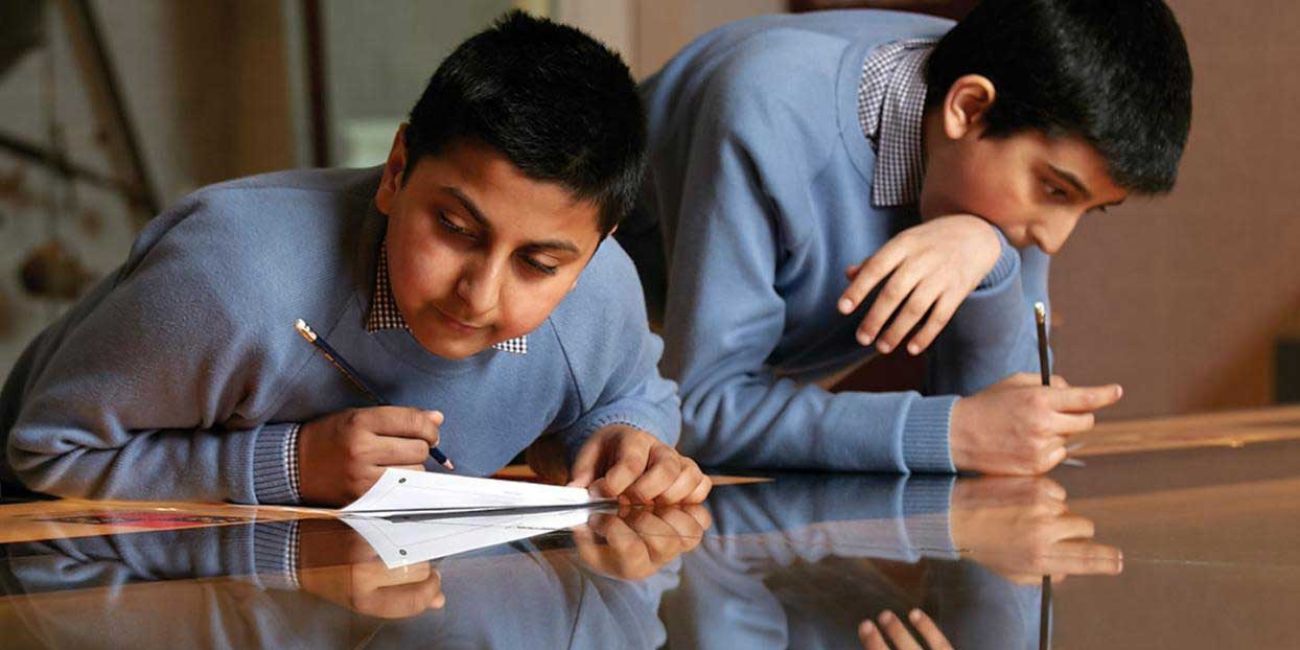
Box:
xmin=0 ymin=12 xmax=711 ymax=507
xmin=618 ymin=0 xmax=1192 ymax=474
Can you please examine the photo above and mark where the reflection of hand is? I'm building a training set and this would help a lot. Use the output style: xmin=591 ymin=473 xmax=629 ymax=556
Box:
xmin=859 ymin=609 xmax=953 ymax=650
xmin=572 ymin=505 xmax=713 ymax=580
xmin=297 ymin=519 xmax=445 ymax=619
xmin=950 ymin=476 xmax=1123 ymax=585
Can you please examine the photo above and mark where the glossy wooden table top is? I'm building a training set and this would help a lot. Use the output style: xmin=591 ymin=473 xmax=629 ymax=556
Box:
xmin=2 ymin=406 xmax=1299 ymax=649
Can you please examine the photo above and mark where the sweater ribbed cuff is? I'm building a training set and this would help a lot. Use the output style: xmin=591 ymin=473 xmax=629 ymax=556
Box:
xmin=250 ymin=520 xmax=301 ymax=590
xmin=901 ymin=476 xmax=960 ymax=559
xmin=901 ymin=395 xmax=958 ymax=473
xmin=251 ymin=423 xmax=300 ymax=505
xmin=978 ymin=227 xmax=1020 ymax=290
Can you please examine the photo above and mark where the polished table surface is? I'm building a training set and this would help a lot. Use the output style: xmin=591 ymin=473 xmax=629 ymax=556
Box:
xmin=2 ymin=406 xmax=1300 ymax=649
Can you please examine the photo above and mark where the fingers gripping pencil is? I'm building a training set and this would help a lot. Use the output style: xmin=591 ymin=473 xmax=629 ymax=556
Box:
xmin=295 ymin=319 xmax=455 ymax=471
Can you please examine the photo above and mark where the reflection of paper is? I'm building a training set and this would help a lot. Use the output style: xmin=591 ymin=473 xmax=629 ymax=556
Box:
xmin=342 ymin=507 xmax=597 ymax=568
xmin=340 ymin=468 xmax=609 ymax=517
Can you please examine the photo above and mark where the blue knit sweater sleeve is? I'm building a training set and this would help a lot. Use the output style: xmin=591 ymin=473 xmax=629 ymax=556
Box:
xmin=4 ymin=189 xmax=327 ymax=505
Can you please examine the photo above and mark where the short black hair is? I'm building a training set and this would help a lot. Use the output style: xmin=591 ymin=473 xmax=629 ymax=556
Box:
xmin=926 ymin=0 xmax=1193 ymax=194
xmin=404 ymin=10 xmax=645 ymax=235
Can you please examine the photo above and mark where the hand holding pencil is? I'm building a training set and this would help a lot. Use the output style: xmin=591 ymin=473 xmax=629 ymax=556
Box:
xmin=293 ymin=318 xmax=456 ymax=506
xmin=296 ymin=405 xmax=447 ymax=506
xmin=947 ymin=304 xmax=1123 ymax=475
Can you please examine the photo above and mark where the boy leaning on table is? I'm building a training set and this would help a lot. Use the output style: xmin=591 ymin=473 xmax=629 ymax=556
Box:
xmin=618 ymin=0 xmax=1192 ymax=476
xmin=0 ymin=12 xmax=710 ymax=507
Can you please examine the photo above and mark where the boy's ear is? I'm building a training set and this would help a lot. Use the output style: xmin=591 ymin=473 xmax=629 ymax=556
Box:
xmin=375 ymin=124 xmax=410 ymax=216
xmin=942 ymin=75 xmax=997 ymax=141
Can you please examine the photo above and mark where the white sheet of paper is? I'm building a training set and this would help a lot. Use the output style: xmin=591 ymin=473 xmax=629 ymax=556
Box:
xmin=339 ymin=468 xmax=609 ymax=517
xmin=341 ymin=507 xmax=597 ymax=568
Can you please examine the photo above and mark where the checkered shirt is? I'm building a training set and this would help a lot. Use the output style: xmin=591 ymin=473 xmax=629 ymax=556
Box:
xmin=856 ymin=38 xmax=937 ymax=207
xmin=283 ymin=424 xmax=301 ymax=504
xmin=365 ymin=243 xmax=528 ymax=355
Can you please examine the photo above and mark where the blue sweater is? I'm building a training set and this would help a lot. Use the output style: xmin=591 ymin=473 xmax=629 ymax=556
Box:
xmin=626 ymin=11 xmax=1049 ymax=472
xmin=0 ymin=167 xmax=679 ymax=503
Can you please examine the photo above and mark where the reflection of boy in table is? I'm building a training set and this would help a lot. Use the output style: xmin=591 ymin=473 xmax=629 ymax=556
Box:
xmin=661 ymin=475 xmax=1119 ymax=649
xmin=3 ymin=513 xmax=697 ymax=648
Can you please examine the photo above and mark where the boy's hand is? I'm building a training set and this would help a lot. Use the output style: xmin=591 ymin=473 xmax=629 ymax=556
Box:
xmin=838 ymin=214 xmax=1003 ymax=356
xmin=567 ymin=425 xmax=712 ymax=505
xmin=298 ymin=406 xmax=444 ymax=506
xmin=950 ymin=373 xmax=1122 ymax=475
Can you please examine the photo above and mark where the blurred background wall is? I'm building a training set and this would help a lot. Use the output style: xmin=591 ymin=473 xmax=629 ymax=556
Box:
xmin=0 ymin=0 xmax=1296 ymax=421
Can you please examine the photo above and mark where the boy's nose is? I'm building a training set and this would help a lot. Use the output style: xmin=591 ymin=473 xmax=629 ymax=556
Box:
xmin=456 ymin=261 xmax=502 ymax=317
xmin=1038 ymin=214 xmax=1083 ymax=255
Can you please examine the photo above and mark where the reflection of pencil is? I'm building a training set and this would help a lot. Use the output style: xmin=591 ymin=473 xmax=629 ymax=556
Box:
xmin=294 ymin=319 xmax=455 ymax=471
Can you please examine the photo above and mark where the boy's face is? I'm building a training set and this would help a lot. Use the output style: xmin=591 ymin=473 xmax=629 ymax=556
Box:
xmin=920 ymin=76 xmax=1128 ymax=254
xmin=375 ymin=130 xmax=604 ymax=360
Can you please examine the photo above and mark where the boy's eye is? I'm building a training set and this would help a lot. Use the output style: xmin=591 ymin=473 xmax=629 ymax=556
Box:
xmin=437 ymin=212 xmax=476 ymax=238
xmin=1042 ymin=182 xmax=1070 ymax=200
xmin=521 ymin=256 xmax=559 ymax=276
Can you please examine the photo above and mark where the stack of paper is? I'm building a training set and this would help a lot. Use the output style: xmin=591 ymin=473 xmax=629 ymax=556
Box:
xmin=333 ymin=469 xmax=611 ymax=568
xmin=340 ymin=468 xmax=609 ymax=517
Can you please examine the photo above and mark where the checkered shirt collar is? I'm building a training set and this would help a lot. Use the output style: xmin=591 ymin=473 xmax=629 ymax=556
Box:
xmin=856 ymin=39 xmax=936 ymax=208
xmin=365 ymin=243 xmax=528 ymax=355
